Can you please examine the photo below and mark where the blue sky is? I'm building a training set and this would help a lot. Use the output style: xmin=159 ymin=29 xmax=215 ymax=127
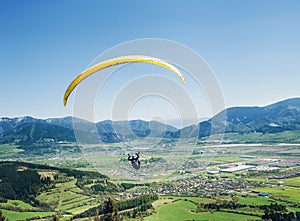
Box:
xmin=0 ymin=0 xmax=300 ymax=122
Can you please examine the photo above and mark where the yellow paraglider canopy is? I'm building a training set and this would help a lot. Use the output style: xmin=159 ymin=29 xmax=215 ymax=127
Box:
xmin=63 ymin=55 xmax=185 ymax=106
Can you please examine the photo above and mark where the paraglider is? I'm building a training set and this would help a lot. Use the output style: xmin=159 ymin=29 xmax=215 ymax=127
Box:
xmin=63 ymin=55 xmax=186 ymax=171
xmin=128 ymin=152 xmax=141 ymax=170
xmin=63 ymin=55 xmax=186 ymax=106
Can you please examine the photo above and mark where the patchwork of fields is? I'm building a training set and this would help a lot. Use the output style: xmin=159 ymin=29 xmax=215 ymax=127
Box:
xmin=0 ymin=142 xmax=299 ymax=220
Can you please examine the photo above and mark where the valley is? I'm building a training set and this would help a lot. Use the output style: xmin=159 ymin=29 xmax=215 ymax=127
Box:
xmin=0 ymin=98 xmax=300 ymax=220
xmin=0 ymin=140 xmax=299 ymax=220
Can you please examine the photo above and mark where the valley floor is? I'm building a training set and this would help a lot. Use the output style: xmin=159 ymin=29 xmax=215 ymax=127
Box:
xmin=0 ymin=141 xmax=299 ymax=220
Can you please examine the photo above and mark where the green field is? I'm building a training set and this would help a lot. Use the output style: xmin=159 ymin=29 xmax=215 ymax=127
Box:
xmin=0 ymin=144 xmax=23 ymax=157
xmin=0 ymin=200 xmax=37 ymax=210
xmin=237 ymin=196 xmax=279 ymax=206
xmin=252 ymin=186 xmax=300 ymax=203
xmin=279 ymin=176 xmax=300 ymax=187
xmin=0 ymin=200 xmax=56 ymax=221
xmin=144 ymin=199 xmax=261 ymax=221
xmin=36 ymin=179 xmax=101 ymax=214
xmin=1 ymin=209 xmax=55 ymax=221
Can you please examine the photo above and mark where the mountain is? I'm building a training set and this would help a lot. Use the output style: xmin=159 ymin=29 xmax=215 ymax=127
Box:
xmin=100 ymin=120 xmax=178 ymax=139
xmin=0 ymin=116 xmax=77 ymax=144
xmin=45 ymin=118 xmax=178 ymax=142
xmin=0 ymin=117 xmax=179 ymax=144
xmin=1 ymin=98 xmax=300 ymax=144
xmin=181 ymin=97 xmax=300 ymax=138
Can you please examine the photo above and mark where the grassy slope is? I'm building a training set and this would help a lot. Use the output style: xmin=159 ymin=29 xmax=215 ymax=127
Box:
xmin=36 ymin=179 xmax=100 ymax=214
xmin=2 ymin=178 xmax=101 ymax=220
xmin=0 ymin=200 xmax=37 ymax=210
xmin=1 ymin=209 xmax=55 ymax=221
xmin=144 ymin=199 xmax=261 ymax=221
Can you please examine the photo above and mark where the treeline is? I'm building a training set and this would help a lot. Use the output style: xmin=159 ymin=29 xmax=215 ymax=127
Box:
xmin=117 ymin=194 xmax=158 ymax=211
xmin=73 ymin=194 xmax=158 ymax=219
xmin=261 ymin=203 xmax=300 ymax=221
xmin=196 ymin=200 xmax=245 ymax=212
xmin=263 ymin=211 xmax=300 ymax=221
xmin=0 ymin=161 xmax=108 ymax=180
xmin=121 ymin=202 xmax=153 ymax=218
xmin=120 ymin=182 xmax=150 ymax=190
xmin=196 ymin=200 xmax=300 ymax=221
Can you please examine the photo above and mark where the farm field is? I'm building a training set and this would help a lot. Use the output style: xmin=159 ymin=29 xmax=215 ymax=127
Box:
xmin=1 ymin=209 xmax=55 ymax=221
xmin=143 ymin=198 xmax=261 ymax=221
xmin=252 ymin=186 xmax=300 ymax=203
xmin=0 ymin=200 xmax=37 ymax=210
xmin=279 ymin=176 xmax=300 ymax=187
xmin=36 ymin=179 xmax=102 ymax=214
xmin=237 ymin=196 xmax=280 ymax=206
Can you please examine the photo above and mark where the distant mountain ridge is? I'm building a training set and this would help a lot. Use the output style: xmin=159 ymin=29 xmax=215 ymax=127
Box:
xmin=1 ymin=97 xmax=300 ymax=144
xmin=0 ymin=116 xmax=179 ymax=144
xmin=182 ymin=97 xmax=300 ymax=138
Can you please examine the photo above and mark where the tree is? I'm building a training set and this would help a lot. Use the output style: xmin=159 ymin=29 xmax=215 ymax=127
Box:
xmin=0 ymin=211 xmax=7 ymax=221
xmin=101 ymin=197 xmax=121 ymax=221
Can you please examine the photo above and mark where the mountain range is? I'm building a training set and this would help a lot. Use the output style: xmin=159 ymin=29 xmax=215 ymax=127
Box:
xmin=1 ymin=97 xmax=300 ymax=144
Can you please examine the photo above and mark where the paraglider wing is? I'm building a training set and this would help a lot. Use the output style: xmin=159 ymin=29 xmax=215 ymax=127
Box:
xmin=63 ymin=55 xmax=185 ymax=106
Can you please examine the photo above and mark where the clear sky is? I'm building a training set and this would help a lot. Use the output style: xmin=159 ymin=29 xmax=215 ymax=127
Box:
xmin=1 ymin=0 xmax=300 ymax=122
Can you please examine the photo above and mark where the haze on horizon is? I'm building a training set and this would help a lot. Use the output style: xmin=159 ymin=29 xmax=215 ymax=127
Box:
xmin=1 ymin=0 xmax=300 ymax=122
